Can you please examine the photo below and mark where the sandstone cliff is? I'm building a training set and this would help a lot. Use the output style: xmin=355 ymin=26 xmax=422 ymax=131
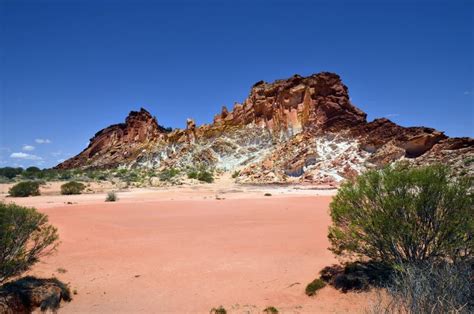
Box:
xmin=56 ymin=72 xmax=473 ymax=184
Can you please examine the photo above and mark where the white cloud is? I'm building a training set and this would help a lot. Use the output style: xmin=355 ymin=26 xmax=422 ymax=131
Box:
xmin=22 ymin=145 xmax=35 ymax=151
xmin=57 ymin=159 xmax=65 ymax=163
xmin=51 ymin=150 xmax=62 ymax=157
xmin=464 ymin=91 xmax=471 ymax=95
xmin=35 ymin=138 xmax=51 ymax=144
xmin=10 ymin=152 xmax=43 ymax=160
xmin=385 ymin=113 xmax=400 ymax=118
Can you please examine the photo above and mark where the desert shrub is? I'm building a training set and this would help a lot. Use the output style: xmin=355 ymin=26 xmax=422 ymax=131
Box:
xmin=187 ymin=170 xmax=198 ymax=179
xmin=197 ymin=170 xmax=214 ymax=183
xmin=159 ymin=168 xmax=180 ymax=181
xmin=22 ymin=166 xmax=42 ymax=179
xmin=305 ymin=278 xmax=326 ymax=296
xmin=369 ymin=262 xmax=473 ymax=314
xmin=8 ymin=181 xmax=41 ymax=197
xmin=58 ymin=170 xmax=72 ymax=180
xmin=264 ymin=193 xmax=272 ymax=196
xmin=231 ymin=170 xmax=240 ymax=178
xmin=263 ymin=306 xmax=279 ymax=313
xmin=0 ymin=203 xmax=59 ymax=283
xmin=105 ymin=191 xmax=118 ymax=202
xmin=0 ymin=167 xmax=23 ymax=180
xmin=210 ymin=306 xmax=226 ymax=314
xmin=187 ymin=168 xmax=214 ymax=183
xmin=329 ymin=163 xmax=473 ymax=265
xmin=60 ymin=181 xmax=86 ymax=195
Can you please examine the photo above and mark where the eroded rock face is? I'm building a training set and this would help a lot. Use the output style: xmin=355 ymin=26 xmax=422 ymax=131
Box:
xmin=56 ymin=108 xmax=168 ymax=169
xmin=56 ymin=72 xmax=473 ymax=184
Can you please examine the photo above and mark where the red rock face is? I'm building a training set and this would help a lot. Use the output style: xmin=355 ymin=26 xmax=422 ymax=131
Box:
xmin=213 ymin=72 xmax=367 ymax=133
xmin=56 ymin=72 xmax=473 ymax=182
xmin=56 ymin=108 xmax=166 ymax=169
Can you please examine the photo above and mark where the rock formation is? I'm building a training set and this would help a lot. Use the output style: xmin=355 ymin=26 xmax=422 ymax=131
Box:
xmin=56 ymin=72 xmax=473 ymax=184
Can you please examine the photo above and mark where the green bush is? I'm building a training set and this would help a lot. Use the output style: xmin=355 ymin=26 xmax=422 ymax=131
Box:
xmin=231 ymin=170 xmax=240 ymax=178
xmin=263 ymin=306 xmax=279 ymax=313
xmin=60 ymin=181 xmax=86 ymax=195
xmin=0 ymin=203 xmax=59 ymax=283
xmin=8 ymin=181 xmax=41 ymax=197
xmin=210 ymin=306 xmax=226 ymax=314
xmin=159 ymin=168 xmax=180 ymax=181
xmin=0 ymin=167 xmax=23 ymax=179
xmin=187 ymin=170 xmax=198 ymax=179
xmin=197 ymin=170 xmax=214 ymax=183
xmin=305 ymin=278 xmax=326 ymax=296
xmin=105 ymin=191 xmax=118 ymax=202
xmin=329 ymin=163 xmax=473 ymax=265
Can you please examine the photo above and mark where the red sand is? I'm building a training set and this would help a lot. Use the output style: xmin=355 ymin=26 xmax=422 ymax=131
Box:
xmin=28 ymin=195 xmax=373 ymax=313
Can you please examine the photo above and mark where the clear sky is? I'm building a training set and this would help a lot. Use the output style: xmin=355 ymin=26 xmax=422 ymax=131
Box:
xmin=1 ymin=0 xmax=473 ymax=168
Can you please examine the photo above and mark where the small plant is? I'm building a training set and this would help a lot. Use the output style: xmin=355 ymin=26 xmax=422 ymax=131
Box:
xmin=159 ymin=168 xmax=180 ymax=181
xmin=60 ymin=181 xmax=86 ymax=195
xmin=210 ymin=306 xmax=227 ymax=314
xmin=197 ymin=170 xmax=214 ymax=183
xmin=8 ymin=181 xmax=41 ymax=197
xmin=105 ymin=191 xmax=118 ymax=202
xmin=305 ymin=278 xmax=326 ymax=296
xmin=187 ymin=170 xmax=198 ymax=179
xmin=263 ymin=306 xmax=279 ymax=313
xmin=264 ymin=193 xmax=272 ymax=196
xmin=56 ymin=268 xmax=67 ymax=274
xmin=231 ymin=170 xmax=240 ymax=178
xmin=0 ymin=203 xmax=59 ymax=283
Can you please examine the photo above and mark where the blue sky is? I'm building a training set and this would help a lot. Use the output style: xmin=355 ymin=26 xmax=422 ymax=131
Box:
xmin=1 ymin=0 xmax=473 ymax=168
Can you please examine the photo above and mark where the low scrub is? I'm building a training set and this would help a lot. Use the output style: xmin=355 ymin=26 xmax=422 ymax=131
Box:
xmin=60 ymin=181 xmax=86 ymax=195
xmin=369 ymin=262 xmax=473 ymax=314
xmin=187 ymin=168 xmax=214 ymax=183
xmin=0 ymin=203 xmax=59 ymax=283
xmin=105 ymin=191 xmax=118 ymax=202
xmin=263 ymin=306 xmax=279 ymax=313
xmin=8 ymin=181 xmax=41 ymax=197
xmin=210 ymin=306 xmax=226 ymax=314
xmin=159 ymin=168 xmax=180 ymax=181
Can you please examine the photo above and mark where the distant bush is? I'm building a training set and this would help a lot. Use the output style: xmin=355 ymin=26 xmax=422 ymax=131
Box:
xmin=0 ymin=203 xmax=59 ymax=283
xmin=105 ymin=191 xmax=118 ymax=202
xmin=159 ymin=168 xmax=180 ymax=181
xmin=210 ymin=306 xmax=226 ymax=314
xmin=231 ymin=170 xmax=240 ymax=178
xmin=197 ymin=170 xmax=214 ymax=183
xmin=263 ymin=306 xmax=279 ymax=313
xmin=60 ymin=181 xmax=86 ymax=195
xmin=8 ymin=181 xmax=41 ymax=197
xmin=305 ymin=278 xmax=326 ymax=296
xmin=0 ymin=167 xmax=23 ymax=179
xmin=264 ymin=193 xmax=272 ymax=196
xmin=186 ymin=168 xmax=214 ymax=183
xmin=329 ymin=163 xmax=473 ymax=265
xmin=187 ymin=170 xmax=198 ymax=179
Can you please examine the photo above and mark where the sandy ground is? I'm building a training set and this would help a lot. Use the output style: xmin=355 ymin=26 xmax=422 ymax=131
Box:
xmin=1 ymin=181 xmax=375 ymax=313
